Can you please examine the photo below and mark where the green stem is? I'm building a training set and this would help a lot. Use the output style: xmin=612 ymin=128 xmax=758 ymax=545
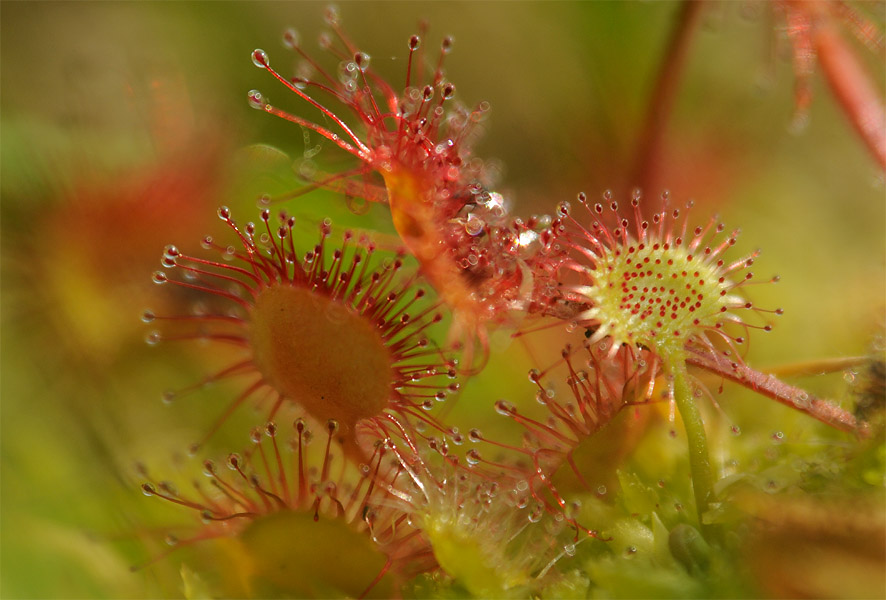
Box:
xmin=665 ymin=354 xmax=715 ymax=531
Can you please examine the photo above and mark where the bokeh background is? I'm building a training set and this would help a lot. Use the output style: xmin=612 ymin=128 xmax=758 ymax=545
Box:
xmin=2 ymin=2 xmax=883 ymax=598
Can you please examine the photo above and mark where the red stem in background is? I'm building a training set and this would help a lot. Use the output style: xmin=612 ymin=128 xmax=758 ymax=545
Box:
xmin=813 ymin=7 xmax=886 ymax=170
xmin=632 ymin=0 xmax=706 ymax=195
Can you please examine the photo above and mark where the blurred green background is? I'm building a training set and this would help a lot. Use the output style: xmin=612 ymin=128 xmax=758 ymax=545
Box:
xmin=1 ymin=2 xmax=883 ymax=598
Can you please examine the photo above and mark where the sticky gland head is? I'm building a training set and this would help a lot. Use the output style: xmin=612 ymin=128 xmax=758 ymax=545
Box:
xmin=563 ymin=191 xmax=773 ymax=361
xmin=139 ymin=421 xmax=429 ymax=598
xmin=249 ymin=29 xmax=489 ymax=224
xmin=250 ymin=28 xmax=485 ymax=195
xmin=147 ymin=207 xmax=457 ymax=450
xmin=250 ymin=17 xmax=542 ymax=362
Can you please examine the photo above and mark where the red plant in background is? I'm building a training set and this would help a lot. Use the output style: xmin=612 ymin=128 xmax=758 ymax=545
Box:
xmin=631 ymin=0 xmax=884 ymax=205
xmin=777 ymin=0 xmax=885 ymax=169
xmin=9 ymin=108 xmax=228 ymax=366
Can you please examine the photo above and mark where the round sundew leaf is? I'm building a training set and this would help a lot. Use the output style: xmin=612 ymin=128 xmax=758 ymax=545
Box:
xmin=250 ymin=284 xmax=393 ymax=433
xmin=233 ymin=510 xmax=393 ymax=599
xmin=550 ymin=404 xmax=655 ymax=497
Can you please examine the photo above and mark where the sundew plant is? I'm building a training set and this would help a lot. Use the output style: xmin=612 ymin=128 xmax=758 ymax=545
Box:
xmin=1 ymin=2 xmax=884 ymax=599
